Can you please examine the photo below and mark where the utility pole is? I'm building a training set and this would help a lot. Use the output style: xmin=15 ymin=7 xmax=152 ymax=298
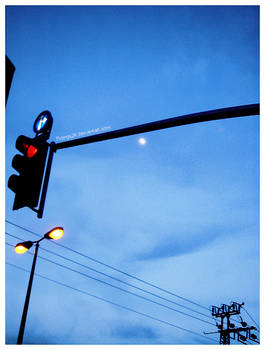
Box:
xmin=204 ymin=302 xmax=259 ymax=345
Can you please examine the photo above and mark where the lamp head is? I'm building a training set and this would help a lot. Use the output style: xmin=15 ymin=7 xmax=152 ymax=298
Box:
xmin=15 ymin=241 xmax=33 ymax=254
xmin=44 ymin=227 xmax=64 ymax=240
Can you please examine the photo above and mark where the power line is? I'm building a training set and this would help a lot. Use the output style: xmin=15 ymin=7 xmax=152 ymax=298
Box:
xmin=6 ymin=232 xmax=33 ymax=241
xmin=6 ymin=261 xmax=218 ymax=344
xmin=241 ymin=306 xmax=260 ymax=332
xmin=5 ymin=240 xmax=215 ymax=326
xmin=6 ymin=220 xmax=42 ymax=238
xmin=39 ymin=246 xmax=215 ymax=321
xmin=37 ymin=254 xmax=216 ymax=326
xmin=5 ymin=219 xmax=210 ymax=311
xmin=5 ymin=231 xmax=214 ymax=322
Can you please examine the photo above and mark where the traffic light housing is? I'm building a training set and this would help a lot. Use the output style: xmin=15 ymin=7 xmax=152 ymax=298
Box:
xmin=8 ymin=135 xmax=48 ymax=210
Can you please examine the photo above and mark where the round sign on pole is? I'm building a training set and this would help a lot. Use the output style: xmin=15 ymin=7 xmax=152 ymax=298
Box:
xmin=33 ymin=111 xmax=53 ymax=135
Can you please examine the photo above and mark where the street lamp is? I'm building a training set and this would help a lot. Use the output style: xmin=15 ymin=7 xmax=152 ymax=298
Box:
xmin=15 ymin=226 xmax=64 ymax=345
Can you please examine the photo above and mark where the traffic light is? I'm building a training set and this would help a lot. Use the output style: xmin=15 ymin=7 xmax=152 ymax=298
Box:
xmin=8 ymin=135 xmax=48 ymax=210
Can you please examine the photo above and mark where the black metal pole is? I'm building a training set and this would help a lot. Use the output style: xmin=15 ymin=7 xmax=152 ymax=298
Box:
xmin=37 ymin=142 xmax=55 ymax=218
xmin=54 ymin=103 xmax=259 ymax=151
xmin=17 ymin=242 xmax=40 ymax=344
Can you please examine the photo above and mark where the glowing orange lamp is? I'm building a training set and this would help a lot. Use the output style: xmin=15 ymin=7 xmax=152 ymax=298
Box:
xmin=44 ymin=226 xmax=64 ymax=240
xmin=15 ymin=241 xmax=33 ymax=254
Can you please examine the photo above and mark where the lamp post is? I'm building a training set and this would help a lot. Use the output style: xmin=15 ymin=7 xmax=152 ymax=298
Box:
xmin=15 ymin=227 xmax=64 ymax=345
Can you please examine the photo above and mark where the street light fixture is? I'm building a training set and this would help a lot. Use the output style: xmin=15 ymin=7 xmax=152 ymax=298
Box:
xmin=44 ymin=226 xmax=64 ymax=240
xmin=15 ymin=226 xmax=64 ymax=345
xmin=15 ymin=241 xmax=33 ymax=254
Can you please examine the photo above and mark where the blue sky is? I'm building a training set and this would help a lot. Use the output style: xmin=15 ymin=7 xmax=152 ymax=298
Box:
xmin=4 ymin=5 xmax=259 ymax=345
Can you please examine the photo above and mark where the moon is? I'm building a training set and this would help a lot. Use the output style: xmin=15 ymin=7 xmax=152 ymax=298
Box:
xmin=138 ymin=137 xmax=147 ymax=145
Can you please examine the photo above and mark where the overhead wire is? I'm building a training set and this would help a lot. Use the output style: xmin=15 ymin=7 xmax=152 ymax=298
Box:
xmin=4 ymin=221 xmax=246 ymax=328
xmin=5 ymin=240 xmax=215 ymax=326
xmin=5 ymin=219 xmax=210 ymax=312
xmin=5 ymin=231 xmax=215 ymax=322
xmin=7 ymin=221 xmax=258 ymax=343
xmin=241 ymin=306 xmax=260 ymax=331
xmin=6 ymin=261 xmax=218 ymax=344
xmin=6 ymin=220 xmax=42 ymax=238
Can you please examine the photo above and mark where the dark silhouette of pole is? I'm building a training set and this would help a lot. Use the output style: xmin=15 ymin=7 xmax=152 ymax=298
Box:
xmin=15 ymin=229 xmax=64 ymax=343
xmin=6 ymin=55 xmax=15 ymax=105
xmin=37 ymin=142 xmax=55 ymax=218
xmin=205 ymin=302 xmax=259 ymax=345
xmin=17 ymin=242 xmax=40 ymax=344
xmin=53 ymin=104 xmax=259 ymax=151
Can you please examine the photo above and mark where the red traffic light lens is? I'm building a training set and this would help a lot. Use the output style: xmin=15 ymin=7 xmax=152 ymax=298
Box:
xmin=27 ymin=145 xmax=38 ymax=158
xmin=20 ymin=142 xmax=38 ymax=158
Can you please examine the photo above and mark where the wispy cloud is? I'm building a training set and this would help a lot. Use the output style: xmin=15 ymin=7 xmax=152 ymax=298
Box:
xmin=111 ymin=322 xmax=158 ymax=343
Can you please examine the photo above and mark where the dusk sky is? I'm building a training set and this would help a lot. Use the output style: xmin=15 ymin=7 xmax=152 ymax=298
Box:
xmin=4 ymin=4 xmax=260 ymax=346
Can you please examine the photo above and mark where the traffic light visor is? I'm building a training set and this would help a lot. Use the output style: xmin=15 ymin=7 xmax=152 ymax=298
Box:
xmin=16 ymin=135 xmax=38 ymax=158
xmin=8 ymin=174 xmax=21 ymax=193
